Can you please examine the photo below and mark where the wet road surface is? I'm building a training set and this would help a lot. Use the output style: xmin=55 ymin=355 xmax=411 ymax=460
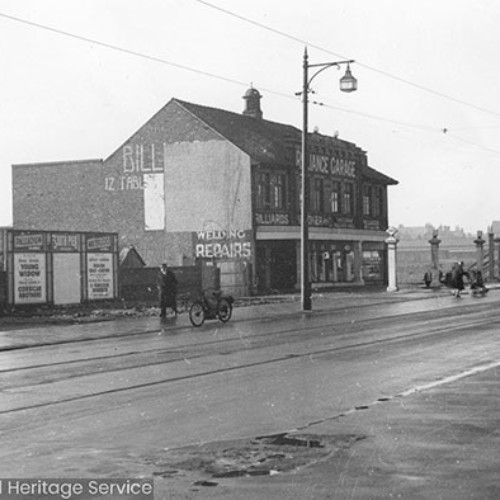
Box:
xmin=1 ymin=288 xmax=500 ymax=498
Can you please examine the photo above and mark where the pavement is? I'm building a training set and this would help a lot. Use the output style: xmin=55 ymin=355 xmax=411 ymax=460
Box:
xmin=0 ymin=284 xmax=471 ymax=350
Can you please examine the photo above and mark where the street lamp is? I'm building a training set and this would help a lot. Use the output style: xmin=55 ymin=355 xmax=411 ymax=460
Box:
xmin=301 ymin=48 xmax=357 ymax=311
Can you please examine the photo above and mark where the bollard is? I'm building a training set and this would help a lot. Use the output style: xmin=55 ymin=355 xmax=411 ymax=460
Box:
xmin=474 ymin=231 xmax=485 ymax=275
xmin=428 ymin=230 xmax=442 ymax=288
xmin=385 ymin=227 xmax=399 ymax=292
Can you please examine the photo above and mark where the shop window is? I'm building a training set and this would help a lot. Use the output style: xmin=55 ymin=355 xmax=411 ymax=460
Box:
xmin=362 ymin=250 xmax=383 ymax=281
xmin=343 ymin=182 xmax=354 ymax=215
xmin=330 ymin=181 xmax=340 ymax=213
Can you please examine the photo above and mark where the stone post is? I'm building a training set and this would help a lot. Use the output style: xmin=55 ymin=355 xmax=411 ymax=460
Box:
xmin=488 ymin=227 xmax=495 ymax=281
xmin=385 ymin=226 xmax=399 ymax=292
xmin=496 ymin=237 xmax=500 ymax=281
xmin=474 ymin=231 xmax=485 ymax=275
xmin=428 ymin=230 xmax=442 ymax=287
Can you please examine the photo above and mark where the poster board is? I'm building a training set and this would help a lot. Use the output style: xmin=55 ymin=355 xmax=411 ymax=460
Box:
xmin=53 ymin=253 xmax=81 ymax=304
xmin=4 ymin=229 xmax=118 ymax=306
xmin=87 ymin=253 xmax=114 ymax=300
xmin=13 ymin=253 xmax=47 ymax=304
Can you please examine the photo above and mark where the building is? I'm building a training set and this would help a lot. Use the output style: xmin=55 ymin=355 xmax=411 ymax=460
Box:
xmin=12 ymin=88 xmax=398 ymax=296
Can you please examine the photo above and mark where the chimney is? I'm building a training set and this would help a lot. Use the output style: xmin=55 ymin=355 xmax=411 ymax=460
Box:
xmin=242 ymin=86 xmax=263 ymax=119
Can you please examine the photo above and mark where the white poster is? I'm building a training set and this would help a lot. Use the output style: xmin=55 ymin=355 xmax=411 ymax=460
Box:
xmin=87 ymin=253 xmax=114 ymax=300
xmin=53 ymin=253 xmax=81 ymax=305
xmin=14 ymin=253 xmax=47 ymax=304
xmin=144 ymin=173 xmax=165 ymax=231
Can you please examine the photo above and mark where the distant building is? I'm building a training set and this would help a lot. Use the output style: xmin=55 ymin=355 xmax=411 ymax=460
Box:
xmin=12 ymin=88 xmax=398 ymax=296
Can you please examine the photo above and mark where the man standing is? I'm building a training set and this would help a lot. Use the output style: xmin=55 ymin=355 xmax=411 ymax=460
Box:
xmin=157 ymin=263 xmax=178 ymax=317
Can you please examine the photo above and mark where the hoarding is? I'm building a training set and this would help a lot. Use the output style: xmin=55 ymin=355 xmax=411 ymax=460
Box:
xmin=14 ymin=253 xmax=47 ymax=304
xmin=53 ymin=253 xmax=81 ymax=304
xmin=87 ymin=253 xmax=114 ymax=299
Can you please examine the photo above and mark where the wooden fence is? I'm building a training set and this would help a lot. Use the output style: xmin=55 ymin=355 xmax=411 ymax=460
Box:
xmin=119 ymin=264 xmax=220 ymax=303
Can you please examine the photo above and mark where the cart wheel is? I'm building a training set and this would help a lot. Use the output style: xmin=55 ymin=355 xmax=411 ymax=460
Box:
xmin=217 ymin=298 xmax=232 ymax=323
xmin=189 ymin=301 xmax=205 ymax=327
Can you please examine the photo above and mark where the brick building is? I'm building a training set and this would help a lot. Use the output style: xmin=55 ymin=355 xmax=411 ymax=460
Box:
xmin=12 ymin=88 xmax=397 ymax=296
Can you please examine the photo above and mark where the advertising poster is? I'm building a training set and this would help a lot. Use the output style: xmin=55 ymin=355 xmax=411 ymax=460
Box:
xmin=87 ymin=253 xmax=114 ymax=299
xmin=14 ymin=253 xmax=47 ymax=304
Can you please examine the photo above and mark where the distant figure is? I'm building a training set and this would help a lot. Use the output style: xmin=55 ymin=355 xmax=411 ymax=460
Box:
xmin=450 ymin=261 xmax=467 ymax=298
xmin=157 ymin=263 xmax=178 ymax=317
xmin=423 ymin=271 xmax=432 ymax=288
xmin=469 ymin=269 xmax=489 ymax=297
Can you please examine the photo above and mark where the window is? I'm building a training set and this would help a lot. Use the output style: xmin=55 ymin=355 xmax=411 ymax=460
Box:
xmin=312 ymin=177 xmax=324 ymax=212
xmin=271 ymin=173 xmax=286 ymax=210
xmin=256 ymin=173 xmax=270 ymax=209
xmin=330 ymin=181 xmax=340 ymax=213
xmin=373 ymin=186 xmax=383 ymax=217
xmin=256 ymin=171 xmax=287 ymax=210
xmin=343 ymin=182 xmax=354 ymax=215
xmin=363 ymin=185 xmax=371 ymax=216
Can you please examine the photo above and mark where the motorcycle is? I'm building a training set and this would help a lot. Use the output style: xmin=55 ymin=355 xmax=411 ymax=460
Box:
xmin=189 ymin=288 xmax=234 ymax=327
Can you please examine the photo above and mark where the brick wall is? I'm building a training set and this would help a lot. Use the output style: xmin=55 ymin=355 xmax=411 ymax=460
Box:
xmin=12 ymin=159 xmax=106 ymax=231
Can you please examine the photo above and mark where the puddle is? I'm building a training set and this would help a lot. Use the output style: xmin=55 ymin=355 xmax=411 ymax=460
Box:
xmin=147 ymin=432 xmax=366 ymax=485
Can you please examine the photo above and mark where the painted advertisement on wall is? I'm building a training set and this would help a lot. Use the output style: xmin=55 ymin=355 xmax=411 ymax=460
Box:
xmin=14 ymin=253 xmax=47 ymax=304
xmin=87 ymin=253 xmax=114 ymax=299
xmin=104 ymin=142 xmax=166 ymax=231
xmin=194 ymin=229 xmax=253 ymax=260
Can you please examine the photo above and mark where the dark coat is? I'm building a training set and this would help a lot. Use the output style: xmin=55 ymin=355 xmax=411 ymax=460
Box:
xmin=157 ymin=269 xmax=178 ymax=307
xmin=450 ymin=263 xmax=466 ymax=291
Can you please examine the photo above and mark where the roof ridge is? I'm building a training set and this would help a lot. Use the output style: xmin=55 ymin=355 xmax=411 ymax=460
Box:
xmin=173 ymin=97 xmax=300 ymax=132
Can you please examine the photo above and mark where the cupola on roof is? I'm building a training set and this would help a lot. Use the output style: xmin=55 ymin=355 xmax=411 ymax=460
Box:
xmin=242 ymin=85 xmax=263 ymax=119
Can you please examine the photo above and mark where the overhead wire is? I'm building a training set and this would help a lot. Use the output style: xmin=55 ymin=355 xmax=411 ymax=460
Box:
xmin=0 ymin=9 xmax=442 ymax=136
xmin=194 ymin=0 xmax=500 ymax=122
xmin=0 ymin=11 xmax=269 ymax=94
xmin=0 ymin=7 xmax=499 ymax=149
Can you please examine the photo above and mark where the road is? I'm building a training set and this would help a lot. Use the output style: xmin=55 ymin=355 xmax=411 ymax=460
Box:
xmin=1 ymin=289 xmax=500 ymax=498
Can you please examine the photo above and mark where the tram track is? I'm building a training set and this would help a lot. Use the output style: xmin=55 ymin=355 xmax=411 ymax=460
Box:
xmin=0 ymin=292 xmax=480 ymax=353
xmin=2 ymin=307 xmax=500 ymax=415
xmin=1 ymin=303 xmax=499 ymax=382
xmin=1 ymin=300 xmax=496 ymax=375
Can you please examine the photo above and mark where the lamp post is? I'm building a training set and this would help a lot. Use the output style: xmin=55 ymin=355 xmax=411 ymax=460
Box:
xmin=301 ymin=48 xmax=357 ymax=311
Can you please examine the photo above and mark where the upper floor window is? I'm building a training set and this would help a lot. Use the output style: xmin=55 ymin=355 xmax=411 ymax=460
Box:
xmin=272 ymin=173 xmax=286 ymax=210
xmin=311 ymin=177 xmax=324 ymax=212
xmin=330 ymin=181 xmax=340 ymax=213
xmin=343 ymin=182 xmax=354 ymax=215
xmin=256 ymin=172 xmax=271 ymax=209
xmin=363 ymin=185 xmax=371 ymax=216
xmin=373 ymin=186 xmax=383 ymax=217
xmin=256 ymin=171 xmax=287 ymax=210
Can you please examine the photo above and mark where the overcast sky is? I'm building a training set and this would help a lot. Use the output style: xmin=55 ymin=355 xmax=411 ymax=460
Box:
xmin=1 ymin=0 xmax=499 ymax=234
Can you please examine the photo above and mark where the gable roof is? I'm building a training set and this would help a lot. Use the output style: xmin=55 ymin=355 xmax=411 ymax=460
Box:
xmin=175 ymin=98 xmax=397 ymax=185
xmin=175 ymin=98 xmax=298 ymax=166
xmin=363 ymin=165 xmax=398 ymax=185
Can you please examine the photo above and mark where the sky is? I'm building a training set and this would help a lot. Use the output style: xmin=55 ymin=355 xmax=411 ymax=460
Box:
xmin=1 ymin=0 xmax=500 ymax=235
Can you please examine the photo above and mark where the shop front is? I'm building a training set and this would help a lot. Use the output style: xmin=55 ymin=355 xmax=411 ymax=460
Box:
xmin=255 ymin=228 xmax=387 ymax=293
